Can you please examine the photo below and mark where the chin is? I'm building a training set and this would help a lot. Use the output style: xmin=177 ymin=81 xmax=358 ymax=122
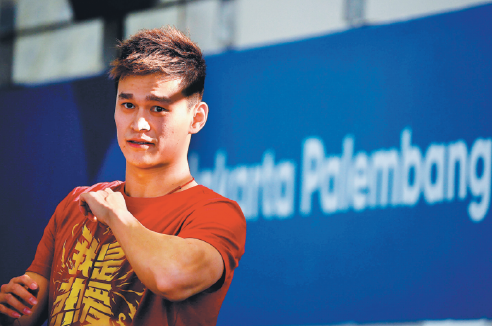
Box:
xmin=127 ymin=157 xmax=156 ymax=167
xmin=123 ymin=154 xmax=156 ymax=169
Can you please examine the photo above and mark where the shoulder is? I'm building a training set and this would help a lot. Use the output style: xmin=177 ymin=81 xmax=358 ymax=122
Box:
xmin=65 ymin=181 xmax=124 ymax=203
xmin=190 ymin=185 xmax=242 ymax=210
xmin=189 ymin=185 xmax=233 ymax=203
xmin=183 ymin=185 xmax=246 ymax=228
xmin=178 ymin=186 xmax=247 ymax=267
xmin=50 ymin=181 xmax=124 ymax=229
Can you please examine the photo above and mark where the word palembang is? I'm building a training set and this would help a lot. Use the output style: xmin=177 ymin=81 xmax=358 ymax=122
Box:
xmin=190 ymin=128 xmax=491 ymax=222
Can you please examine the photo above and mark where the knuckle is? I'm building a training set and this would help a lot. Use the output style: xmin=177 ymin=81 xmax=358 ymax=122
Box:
xmin=5 ymin=295 xmax=22 ymax=311
xmin=5 ymin=293 xmax=14 ymax=302
xmin=6 ymin=294 xmax=20 ymax=309
xmin=17 ymin=275 xmax=26 ymax=284
xmin=11 ymin=284 xmax=24 ymax=296
xmin=0 ymin=304 xmax=11 ymax=316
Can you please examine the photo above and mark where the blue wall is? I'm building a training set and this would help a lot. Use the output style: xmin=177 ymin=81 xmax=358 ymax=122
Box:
xmin=1 ymin=4 xmax=492 ymax=325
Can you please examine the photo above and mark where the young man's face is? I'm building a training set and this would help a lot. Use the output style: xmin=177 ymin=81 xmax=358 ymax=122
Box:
xmin=114 ymin=73 xmax=201 ymax=169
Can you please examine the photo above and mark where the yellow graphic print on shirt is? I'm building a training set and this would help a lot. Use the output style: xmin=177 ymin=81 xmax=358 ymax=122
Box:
xmin=50 ymin=223 xmax=145 ymax=326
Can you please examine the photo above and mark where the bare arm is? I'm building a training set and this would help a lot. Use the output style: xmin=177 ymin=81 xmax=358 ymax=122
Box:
xmin=0 ymin=272 xmax=48 ymax=326
xmin=80 ymin=188 xmax=224 ymax=302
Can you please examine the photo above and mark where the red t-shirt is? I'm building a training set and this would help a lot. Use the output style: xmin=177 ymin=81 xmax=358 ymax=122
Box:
xmin=27 ymin=181 xmax=246 ymax=326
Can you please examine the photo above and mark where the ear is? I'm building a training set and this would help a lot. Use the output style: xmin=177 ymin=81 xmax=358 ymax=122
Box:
xmin=189 ymin=101 xmax=209 ymax=134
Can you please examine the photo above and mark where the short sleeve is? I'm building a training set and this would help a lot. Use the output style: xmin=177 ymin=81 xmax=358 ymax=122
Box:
xmin=177 ymin=200 xmax=247 ymax=289
xmin=26 ymin=189 xmax=75 ymax=278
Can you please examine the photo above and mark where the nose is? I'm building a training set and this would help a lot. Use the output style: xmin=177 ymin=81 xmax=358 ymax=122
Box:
xmin=132 ymin=110 xmax=151 ymax=131
xmin=137 ymin=117 xmax=150 ymax=131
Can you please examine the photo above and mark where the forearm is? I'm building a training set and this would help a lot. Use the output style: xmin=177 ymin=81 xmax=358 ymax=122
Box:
xmin=107 ymin=210 xmax=222 ymax=301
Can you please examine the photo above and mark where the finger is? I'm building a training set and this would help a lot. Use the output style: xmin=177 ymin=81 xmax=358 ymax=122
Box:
xmin=104 ymin=188 xmax=114 ymax=194
xmin=95 ymin=190 xmax=109 ymax=198
xmin=2 ymin=283 xmax=38 ymax=307
xmin=13 ymin=275 xmax=38 ymax=291
xmin=1 ymin=293 xmax=32 ymax=317
xmin=80 ymin=192 xmax=100 ymax=203
xmin=87 ymin=211 xmax=97 ymax=222
xmin=0 ymin=302 xmax=21 ymax=319
xmin=79 ymin=201 xmax=92 ymax=216
xmin=79 ymin=194 xmax=89 ymax=216
xmin=13 ymin=284 xmax=37 ymax=306
xmin=79 ymin=201 xmax=96 ymax=222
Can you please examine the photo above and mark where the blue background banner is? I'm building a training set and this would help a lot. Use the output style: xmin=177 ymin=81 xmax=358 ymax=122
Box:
xmin=1 ymin=4 xmax=492 ymax=325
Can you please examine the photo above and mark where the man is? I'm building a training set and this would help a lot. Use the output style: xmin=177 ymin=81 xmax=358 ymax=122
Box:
xmin=0 ymin=26 xmax=246 ymax=326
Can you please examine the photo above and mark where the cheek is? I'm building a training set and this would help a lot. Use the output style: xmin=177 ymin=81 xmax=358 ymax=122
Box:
xmin=115 ymin=121 xmax=123 ymax=139
xmin=115 ymin=110 xmax=130 ymax=131
xmin=115 ymin=114 xmax=128 ymax=145
xmin=155 ymin=121 xmax=167 ymax=134
xmin=116 ymin=130 xmax=126 ymax=150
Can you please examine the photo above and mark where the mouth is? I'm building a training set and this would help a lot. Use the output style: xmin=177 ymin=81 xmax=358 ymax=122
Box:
xmin=128 ymin=140 xmax=153 ymax=145
xmin=127 ymin=139 xmax=154 ymax=148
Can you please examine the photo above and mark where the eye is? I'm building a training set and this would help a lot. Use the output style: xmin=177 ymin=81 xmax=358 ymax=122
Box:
xmin=123 ymin=102 xmax=135 ymax=109
xmin=151 ymin=106 xmax=168 ymax=113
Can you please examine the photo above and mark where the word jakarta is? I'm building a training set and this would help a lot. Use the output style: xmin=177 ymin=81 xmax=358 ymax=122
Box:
xmin=190 ymin=128 xmax=490 ymax=222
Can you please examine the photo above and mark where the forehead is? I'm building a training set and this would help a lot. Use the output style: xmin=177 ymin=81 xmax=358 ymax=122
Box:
xmin=117 ymin=74 xmax=183 ymax=96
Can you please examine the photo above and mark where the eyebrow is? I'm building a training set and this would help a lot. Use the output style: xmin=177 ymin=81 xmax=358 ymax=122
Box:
xmin=117 ymin=93 xmax=172 ymax=104
xmin=146 ymin=94 xmax=172 ymax=104
xmin=118 ymin=93 xmax=133 ymax=100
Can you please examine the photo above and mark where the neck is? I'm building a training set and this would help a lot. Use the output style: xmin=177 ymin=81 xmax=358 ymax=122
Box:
xmin=124 ymin=161 xmax=196 ymax=198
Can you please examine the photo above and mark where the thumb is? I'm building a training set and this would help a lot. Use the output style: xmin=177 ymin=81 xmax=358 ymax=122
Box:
xmin=79 ymin=195 xmax=93 ymax=218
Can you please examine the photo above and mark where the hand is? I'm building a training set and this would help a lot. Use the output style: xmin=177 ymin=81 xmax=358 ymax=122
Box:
xmin=0 ymin=274 xmax=39 ymax=324
xmin=79 ymin=188 xmax=128 ymax=225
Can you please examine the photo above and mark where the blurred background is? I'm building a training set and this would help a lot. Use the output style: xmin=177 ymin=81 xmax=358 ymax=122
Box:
xmin=1 ymin=0 xmax=492 ymax=325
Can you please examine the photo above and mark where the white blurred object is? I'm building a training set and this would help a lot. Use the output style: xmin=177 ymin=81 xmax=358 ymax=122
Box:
xmin=304 ymin=319 xmax=492 ymax=326
xmin=125 ymin=6 xmax=181 ymax=39
xmin=422 ymin=320 xmax=492 ymax=326
xmin=235 ymin=0 xmax=347 ymax=50
xmin=8 ymin=0 xmax=492 ymax=86
xmin=13 ymin=19 xmax=104 ymax=84
xmin=126 ymin=0 xmax=224 ymax=55
xmin=345 ymin=0 xmax=366 ymax=27
xmin=366 ymin=0 xmax=492 ymax=24
xmin=185 ymin=0 xmax=222 ymax=54
xmin=217 ymin=0 xmax=236 ymax=49
xmin=15 ymin=0 xmax=73 ymax=29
